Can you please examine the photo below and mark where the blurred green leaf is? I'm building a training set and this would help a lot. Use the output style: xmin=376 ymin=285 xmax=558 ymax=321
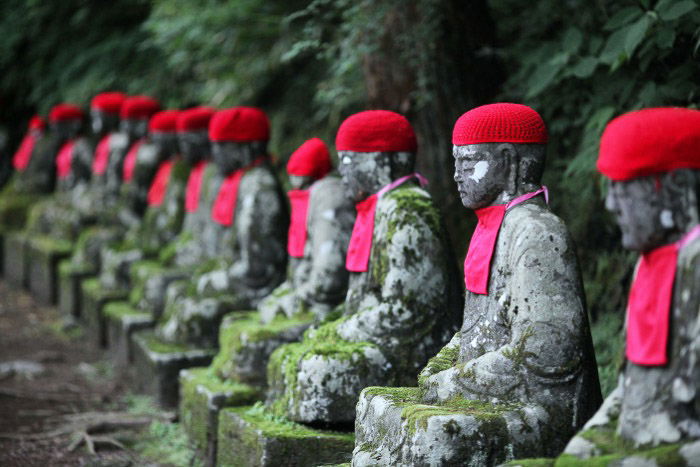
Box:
xmin=658 ymin=0 xmax=697 ymax=20
xmin=624 ymin=15 xmax=651 ymax=57
xmin=571 ymin=57 xmax=599 ymax=78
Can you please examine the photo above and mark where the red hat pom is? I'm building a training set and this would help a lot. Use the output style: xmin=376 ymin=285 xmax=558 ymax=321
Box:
xmin=287 ymin=137 xmax=332 ymax=180
xmin=177 ymin=106 xmax=216 ymax=133
xmin=335 ymin=110 xmax=417 ymax=153
xmin=148 ymin=110 xmax=180 ymax=133
xmin=49 ymin=103 xmax=84 ymax=122
xmin=597 ymin=107 xmax=700 ymax=181
xmin=120 ymin=96 xmax=161 ymax=120
xmin=452 ymin=103 xmax=548 ymax=145
xmin=209 ymin=107 xmax=270 ymax=142
xmin=91 ymin=92 xmax=127 ymax=115
xmin=29 ymin=115 xmax=45 ymax=130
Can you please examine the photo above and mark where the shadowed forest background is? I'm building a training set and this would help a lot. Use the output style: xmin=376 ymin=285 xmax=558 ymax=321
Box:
xmin=1 ymin=0 xmax=699 ymax=395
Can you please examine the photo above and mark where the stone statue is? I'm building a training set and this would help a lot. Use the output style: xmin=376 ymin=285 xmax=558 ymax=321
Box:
xmin=560 ymin=107 xmax=700 ymax=465
xmin=179 ymin=137 xmax=355 ymax=463
xmin=353 ymin=103 xmax=601 ymax=466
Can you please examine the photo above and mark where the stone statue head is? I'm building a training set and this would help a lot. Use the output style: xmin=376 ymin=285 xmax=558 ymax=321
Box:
xmin=211 ymin=140 xmax=267 ymax=175
xmin=51 ymin=119 xmax=83 ymax=142
xmin=90 ymin=108 xmax=120 ymax=136
xmin=287 ymin=138 xmax=333 ymax=191
xmin=119 ymin=96 xmax=160 ymax=141
xmin=289 ymin=175 xmax=314 ymax=190
xmin=178 ymin=130 xmax=210 ymax=166
xmin=335 ymin=110 xmax=418 ymax=203
xmin=120 ymin=118 xmax=149 ymax=141
xmin=597 ymin=107 xmax=700 ymax=252
xmin=150 ymin=131 xmax=179 ymax=161
xmin=208 ymin=107 xmax=270 ymax=175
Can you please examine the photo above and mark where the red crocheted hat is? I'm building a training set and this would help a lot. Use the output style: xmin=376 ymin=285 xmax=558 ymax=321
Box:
xmin=49 ymin=103 xmax=84 ymax=122
xmin=598 ymin=107 xmax=700 ymax=181
xmin=120 ymin=96 xmax=160 ymax=119
xmin=452 ymin=103 xmax=548 ymax=145
xmin=177 ymin=106 xmax=216 ymax=133
xmin=148 ymin=110 xmax=180 ymax=133
xmin=29 ymin=115 xmax=45 ymax=130
xmin=336 ymin=110 xmax=417 ymax=152
xmin=209 ymin=107 xmax=270 ymax=142
xmin=287 ymin=138 xmax=332 ymax=180
xmin=91 ymin=92 xmax=127 ymax=115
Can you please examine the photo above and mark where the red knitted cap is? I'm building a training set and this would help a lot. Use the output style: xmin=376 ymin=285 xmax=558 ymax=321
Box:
xmin=149 ymin=110 xmax=180 ymax=133
xmin=177 ymin=106 xmax=216 ymax=133
xmin=597 ymin=107 xmax=700 ymax=181
xmin=49 ymin=103 xmax=84 ymax=122
xmin=452 ymin=103 xmax=547 ymax=145
xmin=91 ymin=92 xmax=127 ymax=115
xmin=120 ymin=96 xmax=160 ymax=119
xmin=287 ymin=138 xmax=332 ymax=180
xmin=336 ymin=110 xmax=417 ymax=152
xmin=209 ymin=107 xmax=270 ymax=142
xmin=29 ymin=115 xmax=45 ymax=130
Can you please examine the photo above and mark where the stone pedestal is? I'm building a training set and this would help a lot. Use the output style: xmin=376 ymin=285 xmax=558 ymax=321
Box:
xmin=103 ymin=301 xmax=154 ymax=371
xmin=80 ymin=278 xmax=128 ymax=347
xmin=179 ymin=368 xmax=261 ymax=466
xmin=58 ymin=261 xmax=94 ymax=319
xmin=27 ymin=236 xmax=72 ymax=305
xmin=4 ymin=232 xmax=28 ymax=287
xmin=131 ymin=330 xmax=215 ymax=408
xmin=216 ymin=405 xmax=354 ymax=467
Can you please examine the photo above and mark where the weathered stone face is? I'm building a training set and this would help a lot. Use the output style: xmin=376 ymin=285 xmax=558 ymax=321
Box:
xmin=338 ymin=150 xmax=415 ymax=202
xmin=90 ymin=109 xmax=119 ymax=135
xmin=212 ymin=141 xmax=266 ymax=175
xmin=120 ymin=118 xmax=149 ymax=141
xmin=178 ymin=130 xmax=209 ymax=166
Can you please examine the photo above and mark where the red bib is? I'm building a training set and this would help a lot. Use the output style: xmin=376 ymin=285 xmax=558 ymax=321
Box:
xmin=91 ymin=134 xmax=112 ymax=175
xmin=147 ymin=159 xmax=176 ymax=207
xmin=287 ymin=189 xmax=311 ymax=258
xmin=122 ymin=139 xmax=144 ymax=182
xmin=12 ymin=134 xmax=37 ymax=171
xmin=626 ymin=225 xmax=700 ymax=366
xmin=211 ymin=157 xmax=267 ymax=226
xmin=55 ymin=140 xmax=76 ymax=179
xmin=464 ymin=187 xmax=548 ymax=295
xmin=346 ymin=173 xmax=427 ymax=273
xmin=185 ymin=161 xmax=207 ymax=213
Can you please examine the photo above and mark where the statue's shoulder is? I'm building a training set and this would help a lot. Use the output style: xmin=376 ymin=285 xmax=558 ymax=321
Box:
xmin=503 ymin=202 xmax=575 ymax=255
xmin=241 ymin=163 xmax=280 ymax=192
xmin=379 ymin=185 xmax=441 ymax=236
xmin=109 ymin=132 xmax=129 ymax=150
xmin=309 ymin=175 xmax=350 ymax=209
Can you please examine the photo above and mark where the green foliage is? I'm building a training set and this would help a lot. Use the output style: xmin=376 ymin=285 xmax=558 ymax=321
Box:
xmin=590 ymin=311 xmax=624 ymax=397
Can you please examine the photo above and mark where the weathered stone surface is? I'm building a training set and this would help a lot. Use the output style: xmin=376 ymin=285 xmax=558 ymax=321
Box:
xmin=216 ymin=404 xmax=354 ymax=467
xmin=80 ymin=277 xmax=128 ymax=347
xmin=58 ymin=259 xmax=93 ymax=318
xmin=27 ymin=235 xmax=73 ymax=305
xmin=4 ymin=231 xmax=28 ymax=287
xmin=103 ymin=301 xmax=154 ymax=370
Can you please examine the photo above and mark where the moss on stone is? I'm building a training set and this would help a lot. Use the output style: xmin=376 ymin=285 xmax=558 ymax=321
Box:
xmin=503 ymin=459 xmax=555 ymax=467
xmin=128 ymin=259 xmax=166 ymax=306
xmin=58 ymin=258 xmax=93 ymax=278
xmin=141 ymin=332 xmax=192 ymax=354
xmin=417 ymin=332 xmax=460 ymax=387
xmin=82 ymin=276 xmax=126 ymax=301
xmin=0 ymin=192 xmax=38 ymax=232
xmin=242 ymin=402 xmax=354 ymax=442
xmin=159 ymin=231 xmax=193 ymax=264
xmin=30 ymin=234 xmax=73 ymax=254
xmin=104 ymin=301 xmax=148 ymax=320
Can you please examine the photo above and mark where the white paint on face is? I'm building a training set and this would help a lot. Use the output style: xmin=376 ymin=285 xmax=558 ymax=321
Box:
xmin=660 ymin=209 xmax=674 ymax=228
xmin=469 ymin=161 xmax=489 ymax=183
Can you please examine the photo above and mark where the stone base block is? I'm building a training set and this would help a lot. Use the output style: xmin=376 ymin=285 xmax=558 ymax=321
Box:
xmin=4 ymin=231 xmax=28 ymax=288
xmin=27 ymin=236 xmax=73 ymax=305
xmin=81 ymin=278 xmax=128 ymax=347
xmin=58 ymin=261 xmax=95 ymax=319
xmin=131 ymin=330 xmax=215 ymax=408
xmin=104 ymin=301 xmax=154 ymax=371
xmin=180 ymin=367 xmax=261 ymax=466
xmin=353 ymin=387 xmax=556 ymax=467
xmin=216 ymin=405 xmax=354 ymax=467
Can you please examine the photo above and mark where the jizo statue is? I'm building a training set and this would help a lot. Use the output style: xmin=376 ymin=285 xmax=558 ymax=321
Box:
xmin=353 ymin=103 xmax=601 ymax=466
xmin=563 ymin=107 xmax=700 ymax=462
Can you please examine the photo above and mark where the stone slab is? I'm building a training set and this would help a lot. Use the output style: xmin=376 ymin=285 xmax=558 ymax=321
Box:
xmin=27 ymin=237 xmax=73 ymax=305
xmin=131 ymin=330 xmax=215 ymax=409
xmin=4 ymin=231 xmax=28 ymax=288
xmin=179 ymin=367 xmax=261 ymax=467
xmin=103 ymin=301 xmax=154 ymax=371
xmin=58 ymin=261 xmax=94 ymax=319
xmin=81 ymin=278 xmax=128 ymax=348
xmin=216 ymin=405 xmax=354 ymax=467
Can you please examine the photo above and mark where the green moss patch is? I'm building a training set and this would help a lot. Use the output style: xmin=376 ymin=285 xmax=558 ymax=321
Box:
xmin=30 ymin=234 xmax=73 ymax=254
xmin=418 ymin=332 xmax=460 ymax=387
xmin=128 ymin=259 xmax=166 ymax=306
xmin=140 ymin=331 xmax=192 ymax=354
xmin=104 ymin=301 xmax=149 ymax=320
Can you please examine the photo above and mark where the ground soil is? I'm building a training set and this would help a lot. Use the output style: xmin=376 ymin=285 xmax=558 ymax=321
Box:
xmin=0 ymin=279 xmax=145 ymax=466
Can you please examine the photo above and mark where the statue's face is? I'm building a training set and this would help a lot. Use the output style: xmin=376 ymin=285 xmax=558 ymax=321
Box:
xmin=212 ymin=142 xmax=244 ymax=175
xmin=90 ymin=109 xmax=119 ymax=136
xmin=120 ymin=118 xmax=149 ymax=140
xmin=51 ymin=120 xmax=82 ymax=141
xmin=178 ymin=130 xmax=210 ymax=165
xmin=453 ymin=144 xmax=509 ymax=210
xmin=289 ymin=175 xmax=314 ymax=190
xmin=606 ymin=177 xmax=669 ymax=252
xmin=149 ymin=131 xmax=178 ymax=158
xmin=338 ymin=151 xmax=391 ymax=203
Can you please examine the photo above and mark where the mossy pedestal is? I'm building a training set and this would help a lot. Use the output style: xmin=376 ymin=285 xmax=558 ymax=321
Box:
xmin=131 ymin=330 xmax=215 ymax=408
xmin=4 ymin=231 xmax=28 ymax=287
xmin=353 ymin=387 xmax=557 ymax=467
xmin=103 ymin=301 xmax=154 ymax=371
xmin=58 ymin=260 xmax=94 ymax=319
xmin=27 ymin=235 xmax=73 ymax=305
xmin=216 ymin=404 xmax=354 ymax=467
xmin=80 ymin=278 xmax=128 ymax=347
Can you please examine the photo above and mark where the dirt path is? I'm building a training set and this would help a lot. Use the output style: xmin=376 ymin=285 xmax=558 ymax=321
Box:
xmin=0 ymin=280 xmax=148 ymax=466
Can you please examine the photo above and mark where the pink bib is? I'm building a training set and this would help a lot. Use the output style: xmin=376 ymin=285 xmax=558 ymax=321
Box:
xmin=211 ymin=156 xmax=267 ymax=226
xmin=55 ymin=140 xmax=76 ymax=179
xmin=626 ymin=224 xmax=700 ymax=366
xmin=464 ymin=187 xmax=548 ymax=295
xmin=346 ymin=173 xmax=427 ymax=273
xmin=91 ymin=134 xmax=112 ymax=175
xmin=147 ymin=159 xmax=176 ymax=207
xmin=185 ymin=161 xmax=207 ymax=213
xmin=12 ymin=133 xmax=37 ymax=171
xmin=287 ymin=189 xmax=311 ymax=258
xmin=122 ymin=139 xmax=144 ymax=182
